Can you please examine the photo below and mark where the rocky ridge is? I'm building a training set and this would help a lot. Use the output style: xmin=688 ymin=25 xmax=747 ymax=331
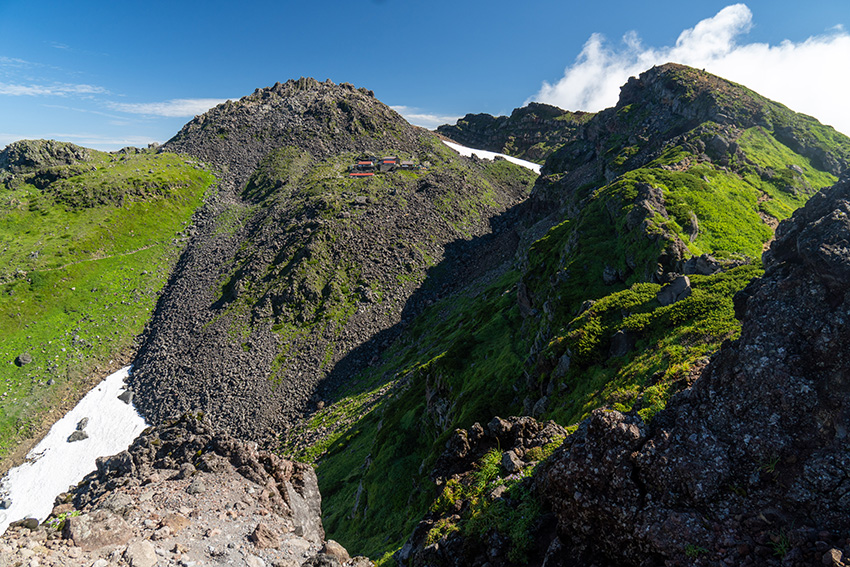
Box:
xmin=307 ymin=64 xmax=850 ymax=558
xmin=436 ymin=103 xmax=591 ymax=164
xmin=511 ymin=62 xmax=850 ymax=418
xmin=539 ymin=175 xmax=850 ymax=566
xmin=389 ymin=174 xmax=850 ymax=567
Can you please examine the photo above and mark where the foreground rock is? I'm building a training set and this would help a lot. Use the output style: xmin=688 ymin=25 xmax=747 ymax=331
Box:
xmin=541 ymin=177 xmax=850 ymax=566
xmin=0 ymin=414 xmax=371 ymax=567
xmin=398 ymin=416 xmax=567 ymax=566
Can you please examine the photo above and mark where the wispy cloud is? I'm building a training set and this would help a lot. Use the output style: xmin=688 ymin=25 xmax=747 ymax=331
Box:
xmin=531 ymin=3 xmax=850 ymax=135
xmin=391 ymin=105 xmax=462 ymax=129
xmin=47 ymin=132 xmax=159 ymax=148
xmin=0 ymin=56 xmax=31 ymax=68
xmin=0 ymin=82 xmax=109 ymax=96
xmin=108 ymin=98 xmax=231 ymax=118
xmin=41 ymin=103 xmax=128 ymax=120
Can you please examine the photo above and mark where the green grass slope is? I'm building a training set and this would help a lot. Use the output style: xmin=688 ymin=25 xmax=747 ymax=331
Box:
xmin=0 ymin=141 xmax=214 ymax=464
xmin=282 ymin=65 xmax=850 ymax=562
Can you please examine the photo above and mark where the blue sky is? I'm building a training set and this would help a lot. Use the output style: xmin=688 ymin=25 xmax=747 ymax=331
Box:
xmin=1 ymin=1 xmax=849 ymax=150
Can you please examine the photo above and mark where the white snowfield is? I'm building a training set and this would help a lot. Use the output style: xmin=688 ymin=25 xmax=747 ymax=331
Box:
xmin=441 ymin=140 xmax=542 ymax=174
xmin=0 ymin=366 xmax=147 ymax=535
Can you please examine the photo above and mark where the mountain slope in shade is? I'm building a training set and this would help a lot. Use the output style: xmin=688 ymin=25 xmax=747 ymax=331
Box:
xmin=304 ymin=64 xmax=850 ymax=559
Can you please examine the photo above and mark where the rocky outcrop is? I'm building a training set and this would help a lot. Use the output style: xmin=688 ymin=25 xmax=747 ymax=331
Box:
xmin=540 ymin=177 xmax=850 ymax=566
xmin=72 ymin=413 xmax=325 ymax=543
xmin=163 ymin=78 xmax=420 ymax=190
xmin=0 ymin=139 xmax=92 ymax=174
xmin=397 ymin=416 xmax=567 ymax=567
xmin=437 ymin=103 xmax=591 ymax=163
xmin=0 ymin=139 xmax=95 ymax=189
xmin=0 ymin=414 xmax=371 ymax=567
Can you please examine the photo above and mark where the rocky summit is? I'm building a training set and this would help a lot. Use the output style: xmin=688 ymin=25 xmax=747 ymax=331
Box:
xmin=0 ymin=414 xmax=368 ymax=567
xmin=163 ymin=78 xmax=421 ymax=190
xmin=4 ymin=64 xmax=850 ymax=567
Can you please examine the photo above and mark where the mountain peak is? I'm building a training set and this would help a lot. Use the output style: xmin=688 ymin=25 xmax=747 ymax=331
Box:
xmin=616 ymin=63 xmax=765 ymax=127
xmin=164 ymin=77 xmax=419 ymax=188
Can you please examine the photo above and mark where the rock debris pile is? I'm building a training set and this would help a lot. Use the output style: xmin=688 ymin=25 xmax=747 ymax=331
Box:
xmin=0 ymin=414 xmax=371 ymax=567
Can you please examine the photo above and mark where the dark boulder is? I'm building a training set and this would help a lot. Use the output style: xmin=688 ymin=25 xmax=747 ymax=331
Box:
xmin=117 ymin=389 xmax=133 ymax=404
xmin=655 ymin=275 xmax=691 ymax=306
xmin=67 ymin=430 xmax=89 ymax=443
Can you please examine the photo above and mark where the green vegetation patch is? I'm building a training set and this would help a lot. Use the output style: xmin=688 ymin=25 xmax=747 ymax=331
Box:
xmin=313 ymin=269 xmax=528 ymax=558
xmin=0 ymin=148 xmax=214 ymax=461
xmin=544 ymin=264 xmax=761 ymax=424
xmin=424 ymin=436 xmax=563 ymax=564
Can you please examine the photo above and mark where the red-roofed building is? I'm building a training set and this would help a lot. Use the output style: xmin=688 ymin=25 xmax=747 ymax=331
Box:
xmin=378 ymin=156 xmax=399 ymax=172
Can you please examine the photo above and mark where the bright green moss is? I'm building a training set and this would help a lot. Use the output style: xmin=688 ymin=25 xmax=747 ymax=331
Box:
xmin=0 ymin=151 xmax=214 ymax=460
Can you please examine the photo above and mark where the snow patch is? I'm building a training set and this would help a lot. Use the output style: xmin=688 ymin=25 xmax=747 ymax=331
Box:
xmin=0 ymin=366 xmax=147 ymax=534
xmin=442 ymin=140 xmax=542 ymax=174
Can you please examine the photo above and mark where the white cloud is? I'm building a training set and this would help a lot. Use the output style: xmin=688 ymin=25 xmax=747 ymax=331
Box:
xmin=0 ymin=82 xmax=108 ymax=96
xmin=41 ymin=103 xmax=127 ymax=120
xmin=108 ymin=98 xmax=231 ymax=118
xmin=391 ymin=105 xmax=462 ymax=129
xmin=531 ymin=3 xmax=850 ymax=135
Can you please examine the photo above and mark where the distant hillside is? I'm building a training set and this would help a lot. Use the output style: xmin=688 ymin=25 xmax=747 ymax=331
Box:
xmin=437 ymin=102 xmax=591 ymax=164
xmin=0 ymin=140 xmax=214 ymax=467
